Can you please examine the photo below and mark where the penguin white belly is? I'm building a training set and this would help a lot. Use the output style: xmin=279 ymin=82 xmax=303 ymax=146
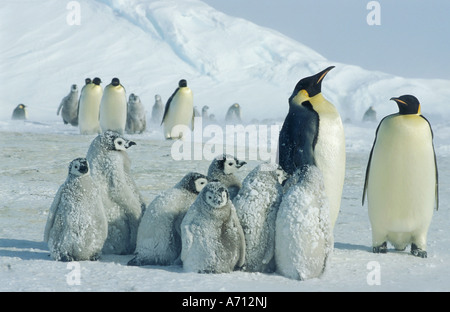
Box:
xmin=368 ymin=116 xmax=435 ymax=247
xmin=79 ymin=86 xmax=102 ymax=135
xmin=163 ymin=89 xmax=193 ymax=139
xmin=314 ymin=111 xmax=346 ymax=229
xmin=100 ymin=89 xmax=127 ymax=134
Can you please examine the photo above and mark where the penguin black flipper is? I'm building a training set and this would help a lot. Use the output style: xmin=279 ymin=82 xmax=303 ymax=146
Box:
xmin=161 ymin=87 xmax=179 ymax=126
xmin=278 ymin=101 xmax=319 ymax=175
xmin=421 ymin=115 xmax=439 ymax=211
xmin=362 ymin=115 xmax=391 ymax=206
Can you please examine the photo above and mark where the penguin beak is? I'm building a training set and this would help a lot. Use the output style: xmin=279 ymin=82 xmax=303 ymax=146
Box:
xmin=126 ymin=141 xmax=137 ymax=148
xmin=390 ymin=97 xmax=407 ymax=105
xmin=236 ymin=161 xmax=247 ymax=168
xmin=316 ymin=66 xmax=335 ymax=85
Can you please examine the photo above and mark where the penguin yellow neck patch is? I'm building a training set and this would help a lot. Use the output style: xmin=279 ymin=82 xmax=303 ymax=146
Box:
xmin=292 ymin=89 xmax=310 ymax=105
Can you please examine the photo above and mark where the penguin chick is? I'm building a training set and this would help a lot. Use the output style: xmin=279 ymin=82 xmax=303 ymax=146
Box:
xmin=275 ymin=165 xmax=333 ymax=280
xmin=126 ymin=93 xmax=146 ymax=134
xmin=128 ymin=172 xmax=209 ymax=266
xmin=363 ymin=95 xmax=438 ymax=258
xmin=86 ymin=130 xmax=145 ymax=255
xmin=181 ymin=182 xmax=246 ymax=273
xmin=57 ymin=84 xmax=79 ymax=126
xmin=151 ymin=94 xmax=164 ymax=125
xmin=233 ymin=163 xmax=288 ymax=273
xmin=44 ymin=158 xmax=107 ymax=261
xmin=207 ymin=153 xmax=247 ymax=200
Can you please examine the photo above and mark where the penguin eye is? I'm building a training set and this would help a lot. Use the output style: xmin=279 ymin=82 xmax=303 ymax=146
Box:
xmin=118 ymin=140 xmax=123 ymax=145
xmin=228 ymin=162 xmax=233 ymax=166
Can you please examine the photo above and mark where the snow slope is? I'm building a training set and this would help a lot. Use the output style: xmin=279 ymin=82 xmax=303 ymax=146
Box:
xmin=1 ymin=0 xmax=450 ymax=293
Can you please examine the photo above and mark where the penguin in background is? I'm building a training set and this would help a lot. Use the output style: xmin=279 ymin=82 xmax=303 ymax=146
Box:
xmin=151 ymin=94 xmax=164 ymax=125
xmin=278 ymin=66 xmax=345 ymax=230
xmin=100 ymin=78 xmax=127 ymax=135
xmin=78 ymin=77 xmax=103 ymax=135
xmin=362 ymin=95 xmax=438 ymax=258
xmin=161 ymin=79 xmax=194 ymax=140
xmin=12 ymin=104 xmax=27 ymax=120
xmin=225 ymin=103 xmax=242 ymax=124
xmin=362 ymin=106 xmax=377 ymax=123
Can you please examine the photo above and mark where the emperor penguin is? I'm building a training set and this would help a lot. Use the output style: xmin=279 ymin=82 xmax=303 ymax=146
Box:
xmin=161 ymin=79 xmax=194 ymax=140
xmin=225 ymin=103 xmax=242 ymax=124
xmin=362 ymin=95 xmax=438 ymax=258
xmin=128 ymin=172 xmax=209 ymax=266
xmin=151 ymin=94 xmax=164 ymax=125
xmin=57 ymin=84 xmax=79 ymax=126
xmin=362 ymin=106 xmax=377 ymax=123
xmin=11 ymin=104 xmax=27 ymax=120
xmin=278 ymin=66 xmax=345 ymax=230
xmin=100 ymin=78 xmax=127 ymax=135
xmin=126 ymin=93 xmax=146 ymax=134
xmin=180 ymin=182 xmax=246 ymax=273
xmin=78 ymin=77 xmax=103 ymax=135
xmin=275 ymin=165 xmax=333 ymax=280
xmin=86 ymin=131 xmax=145 ymax=255
xmin=233 ymin=163 xmax=288 ymax=273
xmin=207 ymin=153 xmax=247 ymax=200
xmin=44 ymin=158 xmax=107 ymax=261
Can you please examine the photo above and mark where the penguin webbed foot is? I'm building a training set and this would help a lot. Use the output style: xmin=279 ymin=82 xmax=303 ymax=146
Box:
xmin=411 ymin=244 xmax=427 ymax=258
xmin=372 ymin=242 xmax=387 ymax=254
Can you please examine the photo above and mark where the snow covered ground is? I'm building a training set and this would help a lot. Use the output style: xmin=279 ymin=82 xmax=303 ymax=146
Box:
xmin=1 ymin=0 xmax=449 ymax=293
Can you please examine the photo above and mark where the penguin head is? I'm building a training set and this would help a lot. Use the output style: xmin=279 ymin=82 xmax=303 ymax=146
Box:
xmin=202 ymin=182 xmax=229 ymax=209
xmin=71 ymin=84 xmax=78 ymax=92
xmin=69 ymin=158 xmax=89 ymax=177
xmin=85 ymin=78 xmax=92 ymax=85
xmin=111 ymin=78 xmax=121 ymax=87
xmin=101 ymin=130 xmax=136 ymax=151
xmin=290 ymin=66 xmax=335 ymax=105
xmin=93 ymin=77 xmax=102 ymax=85
xmin=18 ymin=104 xmax=26 ymax=110
xmin=178 ymin=172 xmax=209 ymax=194
xmin=391 ymin=95 xmax=421 ymax=115
xmin=215 ymin=154 xmax=247 ymax=175
xmin=276 ymin=166 xmax=289 ymax=185
xmin=155 ymin=94 xmax=161 ymax=101
xmin=178 ymin=79 xmax=187 ymax=88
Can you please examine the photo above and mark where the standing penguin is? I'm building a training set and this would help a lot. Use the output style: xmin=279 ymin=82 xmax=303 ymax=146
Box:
xmin=161 ymin=79 xmax=194 ymax=140
xmin=225 ymin=103 xmax=242 ymax=124
xmin=100 ymin=78 xmax=127 ymax=135
xmin=78 ymin=77 xmax=103 ymax=135
xmin=207 ymin=154 xmax=247 ymax=200
xmin=128 ymin=172 xmax=209 ymax=266
xmin=11 ymin=104 xmax=27 ymax=120
xmin=44 ymin=158 xmax=107 ymax=261
xmin=180 ymin=182 xmax=246 ymax=274
xmin=233 ymin=163 xmax=287 ymax=273
xmin=86 ymin=131 xmax=145 ymax=255
xmin=362 ymin=95 xmax=438 ymax=258
xmin=278 ymin=66 xmax=345 ymax=230
xmin=275 ymin=165 xmax=333 ymax=280
xmin=151 ymin=94 xmax=164 ymax=125
xmin=126 ymin=93 xmax=146 ymax=134
xmin=57 ymin=84 xmax=79 ymax=126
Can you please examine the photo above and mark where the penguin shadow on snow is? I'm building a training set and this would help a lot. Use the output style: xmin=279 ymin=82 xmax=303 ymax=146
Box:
xmin=0 ymin=238 xmax=49 ymax=260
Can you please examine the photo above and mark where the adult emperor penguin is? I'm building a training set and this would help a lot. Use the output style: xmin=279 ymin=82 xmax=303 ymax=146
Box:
xmin=78 ymin=77 xmax=103 ymax=135
xmin=128 ymin=172 xmax=208 ymax=266
xmin=161 ymin=79 xmax=194 ymax=140
xmin=225 ymin=103 xmax=242 ymax=124
xmin=362 ymin=95 xmax=438 ymax=258
xmin=180 ymin=182 xmax=246 ymax=273
xmin=44 ymin=158 xmax=107 ymax=261
xmin=11 ymin=104 xmax=27 ymax=120
xmin=86 ymin=131 xmax=145 ymax=255
xmin=100 ymin=78 xmax=127 ymax=135
xmin=126 ymin=93 xmax=146 ymax=134
xmin=57 ymin=84 xmax=79 ymax=126
xmin=233 ymin=163 xmax=287 ymax=273
xmin=278 ymin=66 xmax=345 ymax=230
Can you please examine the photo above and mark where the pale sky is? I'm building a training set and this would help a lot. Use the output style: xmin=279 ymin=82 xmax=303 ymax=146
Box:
xmin=203 ymin=0 xmax=450 ymax=80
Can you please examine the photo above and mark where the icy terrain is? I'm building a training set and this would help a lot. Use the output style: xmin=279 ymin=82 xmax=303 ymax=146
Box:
xmin=1 ymin=0 xmax=450 ymax=292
